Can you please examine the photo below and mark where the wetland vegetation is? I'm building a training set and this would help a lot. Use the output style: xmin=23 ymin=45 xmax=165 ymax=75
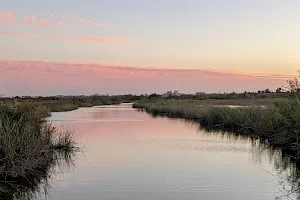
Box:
xmin=0 ymin=102 xmax=79 ymax=199
xmin=134 ymin=74 xmax=300 ymax=162
xmin=2 ymin=75 xmax=300 ymax=199
xmin=133 ymin=98 xmax=300 ymax=161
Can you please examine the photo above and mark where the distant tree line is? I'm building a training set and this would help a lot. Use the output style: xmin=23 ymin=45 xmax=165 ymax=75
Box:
xmin=146 ymin=88 xmax=290 ymax=101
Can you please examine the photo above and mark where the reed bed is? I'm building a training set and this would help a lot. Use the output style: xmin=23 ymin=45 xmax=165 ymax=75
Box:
xmin=133 ymin=98 xmax=300 ymax=160
xmin=41 ymin=101 xmax=79 ymax=112
xmin=0 ymin=103 xmax=78 ymax=197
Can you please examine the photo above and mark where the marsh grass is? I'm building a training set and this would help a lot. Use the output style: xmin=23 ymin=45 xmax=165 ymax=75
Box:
xmin=133 ymin=98 xmax=300 ymax=160
xmin=0 ymin=103 xmax=79 ymax=198
xmin=41 ymin=101 xmax=79 ymax=112
xmin=76 ymin=102 xmax=94 ymax=107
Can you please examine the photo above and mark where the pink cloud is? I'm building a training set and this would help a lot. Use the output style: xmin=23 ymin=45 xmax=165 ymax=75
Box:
xmin=0 ymin=60 xmax=288 ymax=96
xmin=74 ymin=35 xmax=130 ymax=43
xmin=60 ymin=14 xmax=67 ymax=20
xmin=24 ymin=15 xmax=64 ymax=28
xmin=0 ymin=30 xmax=130 ymax=44
xmin=75 ymin=17 xmax=108 ymax=27
xmin=49 ymin=13 xmax=54 ymax=19
xmin=38 ymin=19 xmax=64 ymax=28
xmin=0 ymin=30 xmax=39 ymax=37
xmin=48 ymin=34 xmax=130 ymax=43
xmin=0 ymin=11 xmax=15 ymax=24
xmin=25 ymin=15 xmax=37 ymax=22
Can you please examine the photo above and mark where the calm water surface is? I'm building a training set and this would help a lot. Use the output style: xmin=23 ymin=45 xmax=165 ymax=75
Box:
xmin=45 ymin=103 xmax=292 ymax=200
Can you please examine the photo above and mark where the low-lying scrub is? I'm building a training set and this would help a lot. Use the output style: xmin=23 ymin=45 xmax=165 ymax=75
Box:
xmin=6 ymin=95 xmax=127 ymax=113
xmin=133 ymin=98 xmax=300 ymax=160
xmin=0 ymin=103 xmax=78 ymax=197
xmin=41 ymin=101 xmax=79 ymax=112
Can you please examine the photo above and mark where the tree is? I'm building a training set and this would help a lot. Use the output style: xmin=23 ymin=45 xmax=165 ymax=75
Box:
xmin=286 ymin=71 xmax=300 ymax=93
xmin=276 ymin=87 xmax=282 ymax=93
xmin=149 ymin=93 xmax=160 ymax=99
xmin=264 ymin=89 xmax=271 ymax=93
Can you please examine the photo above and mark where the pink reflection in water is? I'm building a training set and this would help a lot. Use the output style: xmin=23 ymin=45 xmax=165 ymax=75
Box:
xmin=47 ymin=104 xmax=284 ymax=200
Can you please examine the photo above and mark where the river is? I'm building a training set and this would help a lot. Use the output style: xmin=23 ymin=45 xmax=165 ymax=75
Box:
xmin=42 ymin=103 xmax=296 ymax=200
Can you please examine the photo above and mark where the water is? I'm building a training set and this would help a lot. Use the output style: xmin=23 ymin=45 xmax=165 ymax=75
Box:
xmin=40 ymin=103 xmax=296 ymax=200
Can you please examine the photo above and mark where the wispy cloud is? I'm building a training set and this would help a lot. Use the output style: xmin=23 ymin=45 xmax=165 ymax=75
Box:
xmin=75 ymin=17 xmax=108 ymax=26
xmin=25 ymin=15 xmax=64 ymax=28
xmin=0 ymin=60 xmax=288 ymax=96
xmin=73 ymin=35 xmax=130 ymax=43
xmin=37 ymin=19 xmax=64 ymax=28
xmin=0 ymin=30 xmax=39 ymax=37
xmin=0 ymin=11 xmax=15 ymax=24
xmin=25 ymin=15 xmax=37 ymax=22
xmin=0 ymin=30 xmax=130 ymax=43
xmin=48 ymin=34 xmax=130 ymax=43
xmin=1 ymin=11 xmax=107 ymax=29
xmin=60 ymin=14 xmax=67 ymax=20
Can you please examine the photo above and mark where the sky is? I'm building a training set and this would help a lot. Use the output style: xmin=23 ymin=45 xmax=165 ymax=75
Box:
xmin=1 ymin=0 xmax=300 ymax=96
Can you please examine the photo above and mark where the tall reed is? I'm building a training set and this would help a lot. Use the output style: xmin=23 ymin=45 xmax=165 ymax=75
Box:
xmin=0 ymin=103 xmax=78 ymax=196
xmin=133 ymin=98 xmax=300 ymax=160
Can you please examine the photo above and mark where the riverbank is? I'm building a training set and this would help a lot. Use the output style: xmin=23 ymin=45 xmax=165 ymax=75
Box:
xmin=0 ymin=95 xmax=143 ymax=113
xmin=37 ymin=97 xmax=123 ymax=113
xmin=0 ymin=102 xmax=79 ymax=196
xmin=133 ymin=98 xmax=300 ymax=160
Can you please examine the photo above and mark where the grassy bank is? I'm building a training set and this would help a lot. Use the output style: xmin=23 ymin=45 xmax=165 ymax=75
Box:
xmin=0 ymin=103 xmax=78 ymax=196
xmin=41 ymin=101 xmax=79 ymax=112
xmin=133 ymin=98 xmax=300 ymax=160
xmin=39 ymin=98 xmax=121 ymax=112
xmin=0 ymin=95 xmax=136 ymax=113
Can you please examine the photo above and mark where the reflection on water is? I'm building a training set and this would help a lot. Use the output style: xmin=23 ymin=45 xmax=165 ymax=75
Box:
xmin=198 ymin=126 xmax=300 ymax=199
xmin=5 ymin=103 xmax=300 ymax=199
xmin=0 ymin=147 xmax=78 ymax=200
xmin=249 ymin=143 xmax=298 ymax=199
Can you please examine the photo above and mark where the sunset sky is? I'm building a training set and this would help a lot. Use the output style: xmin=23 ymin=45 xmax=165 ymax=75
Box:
xmin=1 ymin=0 xmax=300 ymax=96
